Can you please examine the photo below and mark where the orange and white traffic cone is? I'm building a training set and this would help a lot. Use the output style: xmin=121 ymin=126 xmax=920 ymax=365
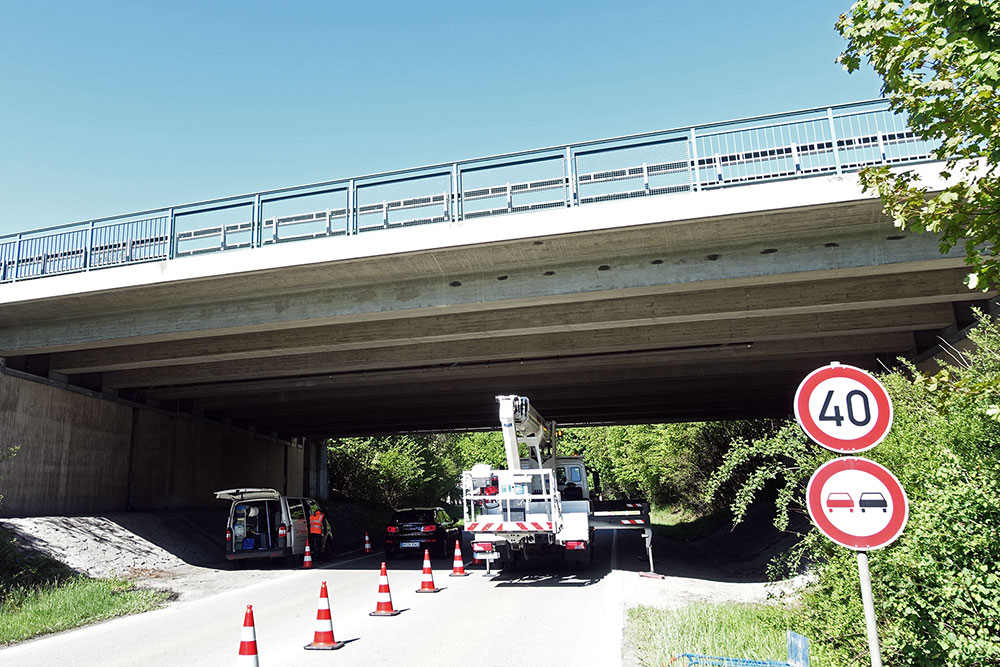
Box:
xmin=416 ymin=549 xmax=442 ymax=593
xmin=369 ymin=562 xmax=401 ymax=616
xmin=449 ymin=540 xmax=469 ymax=577
xmin=304 ymin=581 xmax=344 ymax=651
xmin=303 ymin=543 xmax=313 ymax=569
xmin=364 ymin=532 xmax=372 ymax=554
xmin=238 ymin=605 xmax=260 ymax=666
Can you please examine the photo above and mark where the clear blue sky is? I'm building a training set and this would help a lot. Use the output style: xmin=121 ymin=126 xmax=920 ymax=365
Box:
xmin=0 ymin=1 xmax=880 ymax=236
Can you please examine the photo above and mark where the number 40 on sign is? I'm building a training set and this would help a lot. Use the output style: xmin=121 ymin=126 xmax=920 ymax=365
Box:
xmin=794 ymin=362 xmax=894 ymax=454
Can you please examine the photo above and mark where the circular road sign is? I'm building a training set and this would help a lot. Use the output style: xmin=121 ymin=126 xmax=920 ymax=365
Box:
xmin=806 ymin=457 xmax=908 ymax=551
xmin=794 ymin=363 xmax=893 ymax=453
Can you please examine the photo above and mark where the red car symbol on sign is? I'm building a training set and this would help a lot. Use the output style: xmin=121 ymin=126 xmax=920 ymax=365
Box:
xmin=826 ymin=492 xmax=854 ymax=512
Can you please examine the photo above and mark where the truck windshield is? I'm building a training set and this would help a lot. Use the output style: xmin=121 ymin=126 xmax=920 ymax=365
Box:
xmin=557 ymin=467 xmax=583 ymax=484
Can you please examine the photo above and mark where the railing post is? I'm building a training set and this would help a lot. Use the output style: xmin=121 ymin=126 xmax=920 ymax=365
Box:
xmin=791 ymin=143 xmax=801 ymax=174
xmin=168 ymin=208 xmax=177 ymax=259
xmin=876 ymin=130 xmax=886 ymax=163
xmin=325 ymin=209 xmax=332 ymax=235
xmin=715 ymin=153 xmax=723 ymax=183
xmin=451 ymin=163 xmax=459 ymax=221
xmin=252 ymin=194 xmax=262 ymax=248
xmin=565 ymin=147 xmax=577 ymax=207
xmin=642 ymin=162 xmax=650 ymax=195
xmin=347 ymin=179 xmax=355 ymax=235
xmin=382 ymin=200 xmax=388 ymax=228
xmin=12 ymin=233 xmax=21 ymax=281
xmin=85 ymin=220 xmax=95 ymax=270
xmin=827 ymin=107 xmax=842 ymax=174
xmin=689 ymin=128 xmax=700 ymax=192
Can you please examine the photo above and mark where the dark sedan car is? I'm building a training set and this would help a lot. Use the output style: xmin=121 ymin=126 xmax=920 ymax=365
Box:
xmin=384 ymin=507 xmax=460 ymax=560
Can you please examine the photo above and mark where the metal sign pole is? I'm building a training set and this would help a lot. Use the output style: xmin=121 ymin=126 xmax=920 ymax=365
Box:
xmin=856 ymin=551 xmax=883 ymax=667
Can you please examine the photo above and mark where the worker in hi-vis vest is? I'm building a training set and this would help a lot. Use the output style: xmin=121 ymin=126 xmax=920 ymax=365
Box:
xmin=309 ymin=507 xmax=325 ymax=556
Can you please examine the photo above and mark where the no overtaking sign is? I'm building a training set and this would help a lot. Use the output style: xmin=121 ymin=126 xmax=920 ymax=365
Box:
xmin=806 ymin=456 xmax=908 ymax=551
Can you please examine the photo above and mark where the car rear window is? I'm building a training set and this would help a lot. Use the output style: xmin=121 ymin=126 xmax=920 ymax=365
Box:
xmin=392 ymin=510 xmax=435 ymax=524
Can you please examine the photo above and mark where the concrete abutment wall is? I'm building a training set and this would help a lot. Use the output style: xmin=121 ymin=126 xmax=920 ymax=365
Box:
xmin=0 ymin=372 xmax=303 ymax=517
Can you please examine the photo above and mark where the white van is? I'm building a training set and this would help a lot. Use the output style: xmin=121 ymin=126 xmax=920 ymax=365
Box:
xmin=214 ymin=488 xmax=332 ymax=567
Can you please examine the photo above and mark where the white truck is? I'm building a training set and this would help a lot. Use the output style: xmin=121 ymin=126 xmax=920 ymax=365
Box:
xmin=461 ymin=395 xmax=654 ymax=572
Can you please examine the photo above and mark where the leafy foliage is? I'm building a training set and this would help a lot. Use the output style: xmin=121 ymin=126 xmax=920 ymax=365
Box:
xmin=707 ymin=316 xmax=1000 ymax=665
xmin=326 ymin=419 xmax=782 ymax=514
xmin=836 ymin=0 xmax=1000 ymax=288
xmin=571 ymin=421 xmax=780 ymax=511
xmin=326 ymin=434 xmax=459 ymax=508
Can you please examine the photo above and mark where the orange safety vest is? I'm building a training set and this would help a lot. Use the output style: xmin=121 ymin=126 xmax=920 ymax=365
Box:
xmin=309 ymin=511 xmax=324 ymax=534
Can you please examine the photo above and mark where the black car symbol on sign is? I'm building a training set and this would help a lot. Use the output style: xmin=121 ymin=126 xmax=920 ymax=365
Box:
xmin=859 ymin=492 xmax=888 ymax=512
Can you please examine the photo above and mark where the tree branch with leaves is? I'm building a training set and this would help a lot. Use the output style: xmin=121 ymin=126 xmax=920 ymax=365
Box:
xmin=837 ymin=0 xmax=1000 ymax=288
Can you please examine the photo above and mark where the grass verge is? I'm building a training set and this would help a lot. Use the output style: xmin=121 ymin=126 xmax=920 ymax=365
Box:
xmin=624 ymin=602 xmax=834 ymax=666
xmin=0 ymin=527 xmax=169 ymax=646
xmin=0 ymin=577 xmax=169 ymax=646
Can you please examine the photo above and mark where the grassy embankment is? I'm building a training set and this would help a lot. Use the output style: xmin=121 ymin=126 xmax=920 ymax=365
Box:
xmin=626 ymin=602 xmax=836 ymax=666
xmin=625 ymin=506 xmax=838 ymax=665
xmin=0 ymin=527 xmax=168 ymax=646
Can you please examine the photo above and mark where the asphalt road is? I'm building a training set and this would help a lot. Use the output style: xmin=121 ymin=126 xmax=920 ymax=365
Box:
xmin=0 ymin=530 xmax=649 ymax=667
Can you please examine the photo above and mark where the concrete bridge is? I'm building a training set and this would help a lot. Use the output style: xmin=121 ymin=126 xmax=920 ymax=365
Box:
xmin=0 ymin=100 xmax=990 ymax=515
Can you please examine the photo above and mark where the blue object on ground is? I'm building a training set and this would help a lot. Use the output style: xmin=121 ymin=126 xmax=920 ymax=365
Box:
xmin=673 ymin=656 xmax=790 ymax=666
xmin=674 ymin=630 xmax=809 ymax=667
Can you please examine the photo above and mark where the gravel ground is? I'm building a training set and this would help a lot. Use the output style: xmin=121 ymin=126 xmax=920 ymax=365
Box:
xmin=0 ymin=511 xmax=318 ymax=602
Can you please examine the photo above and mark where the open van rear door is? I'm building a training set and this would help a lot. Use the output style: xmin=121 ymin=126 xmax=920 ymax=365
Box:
xmin=214 ymin=488 xmax=281 ymax=502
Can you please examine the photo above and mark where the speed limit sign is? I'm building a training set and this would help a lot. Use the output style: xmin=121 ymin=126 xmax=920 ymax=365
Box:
xmin=794 ymin=363 xmax=893 ymax=453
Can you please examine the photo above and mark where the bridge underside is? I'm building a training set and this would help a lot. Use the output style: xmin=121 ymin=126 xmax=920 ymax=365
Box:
xmin=0 ymin=168 xmax=992 ymax=436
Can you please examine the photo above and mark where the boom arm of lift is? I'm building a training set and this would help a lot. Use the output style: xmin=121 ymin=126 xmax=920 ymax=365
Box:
xmin=496 ymin=394 xmax=557 ymax=471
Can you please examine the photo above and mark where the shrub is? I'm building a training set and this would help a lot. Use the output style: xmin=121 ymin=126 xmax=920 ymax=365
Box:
xmin=706 ymin=318 xmax=1000 ymax=666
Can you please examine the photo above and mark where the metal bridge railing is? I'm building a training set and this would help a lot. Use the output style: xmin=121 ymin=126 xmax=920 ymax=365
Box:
xmin=0 ymin=99 xmax=936 ymax=284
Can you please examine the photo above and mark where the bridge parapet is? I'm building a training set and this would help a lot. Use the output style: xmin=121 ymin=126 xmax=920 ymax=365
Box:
xmin=0 ymin=99 xmax=935 ymax=283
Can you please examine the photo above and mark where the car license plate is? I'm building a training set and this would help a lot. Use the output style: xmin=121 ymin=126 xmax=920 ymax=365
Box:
xmin=477 ymin=552 xmax=499 ymax=560
xmin=401 ymin=541 xmax=420 ymax=548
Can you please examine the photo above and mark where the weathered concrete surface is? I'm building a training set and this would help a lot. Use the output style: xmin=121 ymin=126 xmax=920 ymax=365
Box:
xmin=128 ymin=410 xmax=302 ymax=511
xmin=0 ymin=372 xmax=131 ymax=515
xmin=0 ymin=372 xmax=300 ymax=517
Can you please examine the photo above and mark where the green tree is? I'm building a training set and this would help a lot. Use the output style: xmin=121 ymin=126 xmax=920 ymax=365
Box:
xmin=327 ymin=435 xmax=458 ymax=508
xmin=837 ymin=0 xmax=1000 ymax=288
